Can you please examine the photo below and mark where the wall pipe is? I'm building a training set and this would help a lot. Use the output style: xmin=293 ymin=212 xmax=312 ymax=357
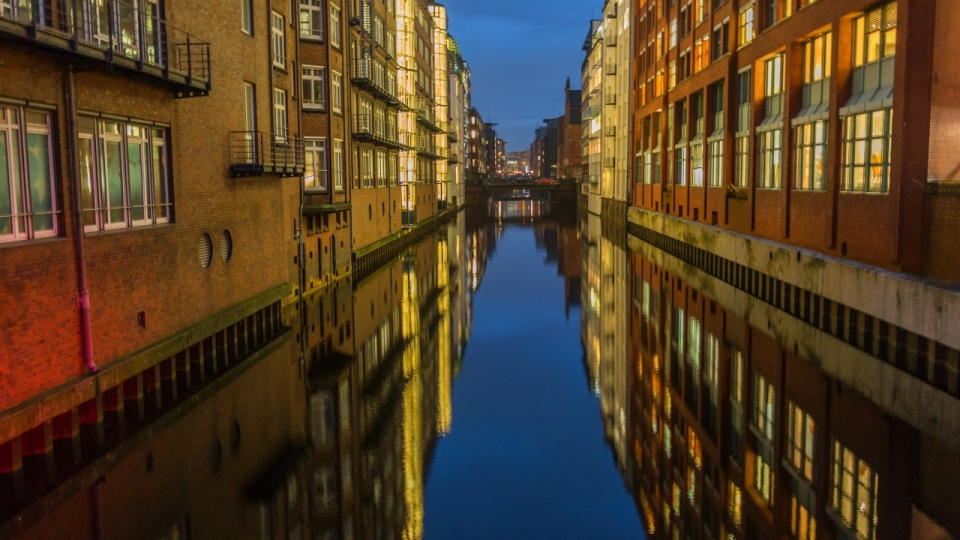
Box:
xmin=66 ymin=66 xmax=99 ymax=374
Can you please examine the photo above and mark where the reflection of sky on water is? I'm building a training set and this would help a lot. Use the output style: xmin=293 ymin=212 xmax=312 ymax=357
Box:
xmin=423 ymin=225 xmax=645 ymax=540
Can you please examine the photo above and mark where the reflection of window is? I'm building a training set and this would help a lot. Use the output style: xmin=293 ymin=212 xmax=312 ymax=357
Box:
xmin=842 ymin=110 xmax=892 ymax=193
xmin=709 ymin=140 xmax=723 ymax=187
xmin=299 ymin=0 xmax=323 ymax=39
xmin=752 ymin=373 xmax=775 ymax=505
xmin=0 ymin=106 xmax=59 ymax=242
xmin=304 ymin=139 xmax=328 ymax=191
xmin=753 ymin=374 xmax=775 ymax=438
xmin=76 ymin=117 xmax=171 ymax=231
xmin=241 ymin=0 xmax=253 ymax=34
xmin=728 ymin=481 xmax=742 ymax=529
xmin=831 ymin=441 xmax=879 ymax=540
xmin=755 ymin=450 xmax=774 ymax=505
xmin=787 ymin=401 xmax=816 ymax=480
xmin=792 ymin=494 xmax=817 ymax=540
xmin=314 ymin=466 xmax=339 ymax=511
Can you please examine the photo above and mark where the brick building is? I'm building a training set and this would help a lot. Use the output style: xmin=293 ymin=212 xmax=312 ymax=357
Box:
xmin=465 ymin=107 xmax=487 ymax=181
xmin=558 ymin=77 xmax=583 ymax=181
xmin=630 ymin=0 xmax=960 ymax=282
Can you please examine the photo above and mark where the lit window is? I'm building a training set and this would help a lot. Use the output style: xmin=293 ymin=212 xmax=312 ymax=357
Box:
xmin=794 ymin=121 xmax=827 ymax=190
xmin=803 ymin=32 xmax=832 ymax=84
xmin=853 ymin=1 xmax=897 ymax=68
xmin=831 ymin=440 xmax=879 ymax=540
xmin=669 ymin=18 xmax=677 ymax=48
xmin=786 ymin=401 xmax=816 ymax=481
xmin=842 ymin=109 xmax=892 ymax=193
xmin=738 ymin=4 xmax=754 ymax=46
xmin=75 ymin=117 xmax=171 ymax=231
xmin=331 ymin=72 xmax=343 ymax=114
xmin=0 ymin=106 xmax=59 ymax=241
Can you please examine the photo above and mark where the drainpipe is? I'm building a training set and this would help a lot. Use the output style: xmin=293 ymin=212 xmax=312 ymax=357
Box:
xmin=294 ymin=11 xmax=308 ymax=377
xmin=67 ymin=66 xmax=99 ymax=374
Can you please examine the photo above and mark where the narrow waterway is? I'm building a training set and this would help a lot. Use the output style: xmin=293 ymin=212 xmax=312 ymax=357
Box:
xmin=422 ymin=223 xmax=644 ymax=540
xmin=4 ymin=199 xmax=960 ymax=540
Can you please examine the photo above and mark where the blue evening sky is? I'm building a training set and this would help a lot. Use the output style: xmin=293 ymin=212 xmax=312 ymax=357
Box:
xmin=440 ymin=0 xmax=599 ymax=152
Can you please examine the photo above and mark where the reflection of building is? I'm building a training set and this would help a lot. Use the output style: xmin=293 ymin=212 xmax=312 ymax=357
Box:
xmin=598 ymin=219 xmax=629 ymax=477
xmin=617 ymin=226 xmax=960 ymax=540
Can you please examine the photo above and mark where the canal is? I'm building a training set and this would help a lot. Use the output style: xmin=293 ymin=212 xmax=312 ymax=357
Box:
xmin=2 ymin=199 xmax=959 ymax=540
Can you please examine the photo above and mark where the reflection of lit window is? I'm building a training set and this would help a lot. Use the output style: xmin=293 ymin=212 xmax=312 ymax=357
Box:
xmin=786 ymin=401 xmax=816 ymax=481
xmin=830 ymin=441 xmax=879 ymax=540
xmin=728 ymin=481 xmax=742 ymax=528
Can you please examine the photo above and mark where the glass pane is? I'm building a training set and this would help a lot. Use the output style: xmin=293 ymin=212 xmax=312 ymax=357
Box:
xmin=885 ymin=29 xmax=896 ymax=57
xmin=152 ymin=144 xmax=168 ymax=221
xmin=854 ymin=18 xmax=864 ymax=66
xmin=825 ymin=32 xmax=832 ymax=77
xmin=813 ymin=37 xmax=823 ymax=80
xmin=27 ymin=132 xmax=53 ymax=232
xmin=78 ymin=138 xmax=97 ymax=226
xmin=104 ymin=140 xmax=125 ymax=224
xmin=0 ymin=131 xmax=12 ymax=235
xmin=867 ymin=31 xmax=881 ymax=63
xmin=128 ymin=143 xmax=144 ymax=221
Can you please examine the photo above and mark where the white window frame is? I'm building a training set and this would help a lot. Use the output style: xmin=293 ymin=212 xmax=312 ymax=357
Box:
xmin=299 ymin=0 xmax=323 ymax=40
xmin=329 ymin=4 xmax=341 ymax=48
xmin=333 ymin=139 xmax=344 ymax=191
xmin=305 ymin=138 xmax=328 ymax=191
xmin=271 ymin=11 xmax=286 ymax=68
xmin=331 ymin=71 xmax=343 ymax=114
xmin=0 ymin=106 xmax=59 ymax=242
xmin=273 ymin=87 xmax=288 ymax=140
xmin=75 ymin=117 xmax=172 ymax=232
xmin=361 ymin=147 xmax=373 ymax=188
xmin=241 ymin=0 xmax=253 ymax=34
xmin=302 ymin=66 xmax=326 ymax=110
xmin=376 ymin=149 xmax=386 ymax=187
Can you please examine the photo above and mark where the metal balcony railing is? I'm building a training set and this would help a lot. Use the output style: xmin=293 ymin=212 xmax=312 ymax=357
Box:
xmin=352 ymin=114 xmax=401 ymax=148
xmin=230 ymin=131 xmax=305 ymax=177
xmin=416 ymin=136 xmax=443 ymax=159
xmin=0 ymin=0 xmax=211 ymax=96
xmin=415 ymin=98 xmax=442 ymax=133
xmin=352 ymin=58 xmax=398 ymax=104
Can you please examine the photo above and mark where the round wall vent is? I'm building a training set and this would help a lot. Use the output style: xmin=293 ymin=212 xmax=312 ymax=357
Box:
xmin=220 ymin=230 xmax=233 ymax=262
xmin=199 ymin=233 xmax=212 ymax=268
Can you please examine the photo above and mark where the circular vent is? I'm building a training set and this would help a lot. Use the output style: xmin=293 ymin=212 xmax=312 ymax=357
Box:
xmin=199 ymin=233 xmax=212 ymax=268
xmin=220 ymin=230 xmax=233 ymax=263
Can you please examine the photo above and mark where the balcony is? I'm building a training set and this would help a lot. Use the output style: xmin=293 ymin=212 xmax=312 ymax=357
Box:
xmin=351 ymin=114 xmax=402 ymax=149
xmin=416 ymin=137 xmax=444 ymax=160
xmin=603 ymin=157 xmax=616 ymax=168
xmin=604 ymin=92 xmax=617 ymax=105
xmin=606 ymin=34 xmax=617 ymax=47
xmin=230 ymin=132 xmax=305 ymax=178
xmin=604 ymin=125 xmax=616 ymax=137
xmin=352 ymin=58 xmax=399 ymax=105
xmin=446 ymin=130 xmax=459 ymax=143
xmin=0 ymin=0 xmax=211 ymax=97
xmin=415 ymin=100 xmax=443 ymax=133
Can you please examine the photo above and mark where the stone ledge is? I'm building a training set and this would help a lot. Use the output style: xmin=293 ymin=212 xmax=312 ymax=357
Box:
xmin=628 ymin=207 xmax=960 ymax=351
xmin=0 ymin=282 xmax=290 ymax=447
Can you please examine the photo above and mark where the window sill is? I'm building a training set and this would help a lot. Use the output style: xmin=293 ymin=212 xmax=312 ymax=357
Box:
xmin=300 ymin=35 xmax=324 ymax=43
xmin=0 ymin=234 xmax=67 ymax=250
xmin=85 ymin=221 xmax=176 ymax=237
xmin=273 ymin=64 xmax=289 ymax=74
xmin=303 ymin=104 xmax=327 ymax=112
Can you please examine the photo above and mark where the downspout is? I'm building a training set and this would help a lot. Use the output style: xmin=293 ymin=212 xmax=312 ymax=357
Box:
xmin=294 ymin=8 xmax=308 ymax=377
xmin=67 ymin=65 xmax=99 ymax=374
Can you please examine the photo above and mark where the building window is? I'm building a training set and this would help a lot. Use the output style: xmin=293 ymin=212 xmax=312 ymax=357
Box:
xmin=669 ymin=18 xmax=677 ymax=48
xmin=708 ymin=139 xmax=723 ymax=187
xmin=304 ymin=139 xmax=328 ymax=191
xmin=694 ymin=36 xmax=710 ymax=72
xmin=332 ymin=139 xmax=344 ymax=190
xmin=299 ymin=0 xmax=322 ymax=39
xmin=76 ymin=117 xmax=171 ymax=231
xmin=331 ymin=72 xmax=343 ymax=114
xmin=729 ymin=350 xmax=744 ymax=464
xmin=0 ymin=106 xmax=59 ymax=241
xmin=389 ymin=152 xmax=398 ymax=186
xmin=831 ymin=441 xmax=879 ymax=540
xmin=738 ymin=4 xmax=754 ymax=46
xmin=691 ymin=143 xmax=704 ymax=187
xmin=795 ymin=121 xmax=826 ymax=190
xmin=361 ymin=148 xmax=373 ymax=188
xmin=735 ymin=135 xmax=750 ymax=187
xmin=330 ymin=4 xmax=341 ymax=48
xmin=803 ymin=32 xmax=832 ymax=83
xmin=853 ymin=1 xmax=897 ymax=68
xmin=302 ymin=66 xmax=326 ymax=110
xmin=668 ymin=61 xmax=677 ymax=90
xmin=241 ymin=0 xmax=254 ymax=34
xmin=758 ymin=129 xmax=782 ymax=189
xmin=273 ymin=88 xmax=288 ymax=139
xmin=271 ymin=11 xmax=286 ymax=68
xmin=786 ymin=401 xmax=816 ymax=481
xmin=842 ymin=109 xmax=892 ymax=193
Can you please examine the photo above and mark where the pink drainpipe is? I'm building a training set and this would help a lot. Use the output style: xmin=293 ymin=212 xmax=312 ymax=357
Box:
xmin=67 ymin=67 xmax=99 ymax=374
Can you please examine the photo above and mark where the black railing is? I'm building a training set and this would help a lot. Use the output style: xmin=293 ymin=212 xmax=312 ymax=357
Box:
xmin=352 ymin=58 xmax=398 ymax=104
xmin=0 ymin=0 xmax=211 ymax=95
xmin=352 ymin=114 xmax=400 ymax=148
xmin=230 ymin=131 xmax=305 ymax=177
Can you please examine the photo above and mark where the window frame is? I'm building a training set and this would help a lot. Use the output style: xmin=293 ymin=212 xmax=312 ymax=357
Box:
xmin=331 ymin=71 xmax=343 ymax=114
xmin=299 ymin=0 xmax=323 ymax=40
xmin=271 ymin=11 xmax=286 ymax=68
xmin=0 ymin=106 xmax=60 ymax=242
xmin=241 ymin=0 xmax=254 ymax=34
xmin=304 ymin=138 xmax=328 ymax=191
xmin=841 ymin=109 xmax=892 ymax=193
xmin=329 ymin=3 xmax=342 ymax=48
xmin=332 ymin=139 xmax=345 ymax=191
xmin=302 ymin=66 xmax=327 ymax=110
